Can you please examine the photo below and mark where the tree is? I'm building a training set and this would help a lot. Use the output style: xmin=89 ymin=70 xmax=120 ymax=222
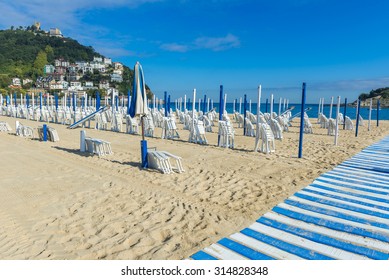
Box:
xmin=32 ymin=50 xmax=48 ymax=78
xmin=45 ymin=45 xmax=54 ymax=63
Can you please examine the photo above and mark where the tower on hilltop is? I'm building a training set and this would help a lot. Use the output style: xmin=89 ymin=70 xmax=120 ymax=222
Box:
xmin=34 ymin=21 xmax=41 ymax=30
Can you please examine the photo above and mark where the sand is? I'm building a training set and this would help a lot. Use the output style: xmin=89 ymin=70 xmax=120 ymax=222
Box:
xmin=0 ymin=114 xmax=388 ymax=260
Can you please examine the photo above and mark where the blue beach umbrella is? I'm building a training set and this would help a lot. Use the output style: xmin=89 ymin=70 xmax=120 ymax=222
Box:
xmin=129 ymin=62 xmax=149 ymax=167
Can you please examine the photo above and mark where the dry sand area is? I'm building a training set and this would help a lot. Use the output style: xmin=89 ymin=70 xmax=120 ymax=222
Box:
xmin=0 ymin=114 xmax=388 ymax=260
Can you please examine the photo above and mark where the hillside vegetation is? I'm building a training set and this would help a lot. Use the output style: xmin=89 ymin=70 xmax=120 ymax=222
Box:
xmin=0 ymin=27 xmax=152 ymax=98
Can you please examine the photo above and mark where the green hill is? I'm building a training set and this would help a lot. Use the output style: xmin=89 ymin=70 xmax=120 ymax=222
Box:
xmin=357 ymin=87 xmax=389 ymax=107
xmin=0 ymin=27 xmax=152 ymax=98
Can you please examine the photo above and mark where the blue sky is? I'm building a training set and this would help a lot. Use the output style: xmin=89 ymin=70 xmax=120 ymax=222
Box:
xmin=1 ymin=0 xmax=389 ymax=103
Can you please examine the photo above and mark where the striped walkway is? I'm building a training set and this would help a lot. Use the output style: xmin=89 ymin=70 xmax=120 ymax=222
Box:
xmin=190 ymin=136 xmax=389 ymax=260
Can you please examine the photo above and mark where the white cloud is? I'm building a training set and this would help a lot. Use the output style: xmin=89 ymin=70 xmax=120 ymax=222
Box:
xmin=160 ymin=43 xmax=189 ymax=52
xmin=160 ymin=33 xmax=240 ymax=53
xmin=194 ymin=34 xmax=240 ymax=51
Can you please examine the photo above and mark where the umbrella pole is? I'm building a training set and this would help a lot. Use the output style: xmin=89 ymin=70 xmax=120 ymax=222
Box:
xmin=141 ymin=115 xmax=145 ymax=141
xmin=140 ymin=115 xmax=148 ymax=168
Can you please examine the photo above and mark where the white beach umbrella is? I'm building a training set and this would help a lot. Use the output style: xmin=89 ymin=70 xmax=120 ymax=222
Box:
xmin=129 ymin=62 xmax=148 ymax=120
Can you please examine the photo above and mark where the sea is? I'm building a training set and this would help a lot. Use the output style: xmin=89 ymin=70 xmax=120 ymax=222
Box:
xmin=166 ymin=102 xmax=389 ymax=121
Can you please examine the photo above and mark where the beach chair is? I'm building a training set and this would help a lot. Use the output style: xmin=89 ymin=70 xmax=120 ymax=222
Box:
xmin=189 ymin=120 xmax=208 ymax=144
xmin=147 ymin=149 xmax=184 ymax=174
xmin=345 ymin=116 xmax=354 ymax=130
xmin=202 ymin=115 xmax=213 ymax=132
xmin=126 ymin=115 xmax=139 ymax=134
xmin=147 ymin=151 xmax=173 ymax=174
xmin=260 ymin=123 xmax=275 ymax=153
xmin=84 ymin=137 xmax=113 ymax=157
xmin=0 ymin=121 xmax=11 ymax=132
xmin=144 ymin=114 xmax=155 ymax=137
xmin=236 ymin=114 xmax=244 ymax=128
xmin=111 ymin=113 xmax=123 ymax=132
xmin=160 ymin=151 xmax=185 ymax=173
xmin=304 ymin=117 xmax=313 ymax=134
xmin=327 ymin=118 xmax=337 ymax=136
xmin=270 ymin=118 xmax=283 ymax=140
xmin=320 ymin=114 xmax=329 ymax=129
xmin=244 ymin=118 xmax=256 ymax=137
xmin=218 ymin=121 xmax=234 ymax=148
xmin=358 ymin=115 xmax=364 ymax=126
xmin=161 ymin=117 xmax=180 ymax=139
xmin=16 ymin=122 xmax=34 ymax=138
xmin=48 ymin=127 xmax=60 ymax=142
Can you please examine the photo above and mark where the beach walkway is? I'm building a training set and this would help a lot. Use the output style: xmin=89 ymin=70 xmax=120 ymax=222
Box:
xmin=190 ymin=136 xmax=389 ymax=260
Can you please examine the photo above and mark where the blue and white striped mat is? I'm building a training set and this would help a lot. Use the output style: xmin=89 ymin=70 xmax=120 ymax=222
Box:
xmin=190 ymin=136 xmax=389 ymax=260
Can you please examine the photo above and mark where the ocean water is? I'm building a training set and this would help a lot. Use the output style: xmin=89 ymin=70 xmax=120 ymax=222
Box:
xmin=166 ymin=102 xmax=389 ymax=121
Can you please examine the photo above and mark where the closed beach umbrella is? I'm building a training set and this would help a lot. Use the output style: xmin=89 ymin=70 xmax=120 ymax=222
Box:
xmin=129 ymin=62 xmax=148 ymax=120
xmin=129 ymin=62 xmax=149 ymax=168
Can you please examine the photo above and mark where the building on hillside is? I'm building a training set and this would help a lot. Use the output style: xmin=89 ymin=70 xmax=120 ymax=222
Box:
xmin=54 ymin=58 xmax=69 ymax=68
xmin=23 ymin=78 xmax=33 ymax=85
xmin=104 ymin=58 xmax=112 ymax=65
xmin=84 ymin=81 xmax=95 ymax=89
xmin=54 ymin=66 xmax=66 ymax=81
xmin=90 ymin=61 xmax=105 ymax=72
xmin=110 ymin=73 xmax=123 ymax=83
xmin=50 ymin=28 xmax=63 ymax=37
xmin=69 ymin=81 xmax=83 ymax=91
xmin=11 ymin=78 xmax=21 ymax=88
xmin=93 ymin=57 xmax=103 ymax=63
xmin=113 ymin=69 xmax=122 ymax=75
xmin=44 ymin=65 xmax=55 ymax=75
xmin=113 ymin=62 xmax=123 ymax=71
xmin=99 ymin=80 xmax=110 ymax=90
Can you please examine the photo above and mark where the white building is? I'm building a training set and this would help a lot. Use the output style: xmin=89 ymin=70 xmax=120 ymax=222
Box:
xmin=12 ymin=78 xmax=21 ymax=87
xmin=99 ymin=81 xmax=110 ymax=90
xmin=93 ymin=57 xmax=103 ymax=63
xmin=104 ymin=58 xmax=112 ymax=65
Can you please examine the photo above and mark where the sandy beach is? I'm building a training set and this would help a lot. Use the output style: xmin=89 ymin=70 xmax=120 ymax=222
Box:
xmin=0 ymin=114 xmax=388 ymax=260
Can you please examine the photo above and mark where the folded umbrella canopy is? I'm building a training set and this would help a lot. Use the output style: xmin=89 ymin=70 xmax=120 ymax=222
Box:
xmin=129 ymin=62 xmax=149 ymax=167
xmin=129 ymin=62 xmax=148 ymax=121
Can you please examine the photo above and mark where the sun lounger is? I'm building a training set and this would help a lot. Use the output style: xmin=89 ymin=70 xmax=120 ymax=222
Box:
xmin=218 ymin=121 xmax=234 ymax=148
xmin=161 ymin=117 xmax=180 ymax=139
xmin=15 ymin=121 xmax=34 ymax=138
xmin=345 ymin=116 xmax=353 ymax=130
xmin=83 ymin=137 xmax=113 ymax=157
xmin=0 ymin=121 xmax=11 ymax=132
xmin=147 ymin=150 xmax=184 ymax=174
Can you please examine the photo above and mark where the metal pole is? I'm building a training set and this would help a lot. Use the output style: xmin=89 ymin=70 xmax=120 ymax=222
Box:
xmin=244 ymin=94 xmax=247 ymax=135
xmin=218 ymin=85 xmax=223 ymax=146
xmin=335 ymin=96 xmax=340 ymax=146
xmin=368 ymin=98 xmax=372 ymax=131
xmin=329 ymin=96 xmax=333 ymax=119
xmin=377 ymin=99 xmax=380 ymax=127
xmin=43 ymin=124 xmax=48 ymax=142
xmin=168 ymin=95 xmax=171 ymax=114
xmin=298 ymin=83 xmax=306 ymax=158
xmin=318 ymin=98 xmax=322 ymax=118
xmin=164 ymin=91 xmax=168 ymax=117
xmin=254 ymin=85 xmax=262 ymax=152
xmin=355 ymin=98 xmax=361 ymax=137
xmin=96 ymin=91 xmax=100 ymax=110
xmin=55 ymin=93 xmax=58 ymax=111
xmin=343 ymin=98 xmax=347 ymax=130
xmin=270 ymin=94 xmax=274 ymax=118
xmin=265 ymin=98 xmax=268 ymax=113
xmin=278 ymin=97 xmax=282 ymax=116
